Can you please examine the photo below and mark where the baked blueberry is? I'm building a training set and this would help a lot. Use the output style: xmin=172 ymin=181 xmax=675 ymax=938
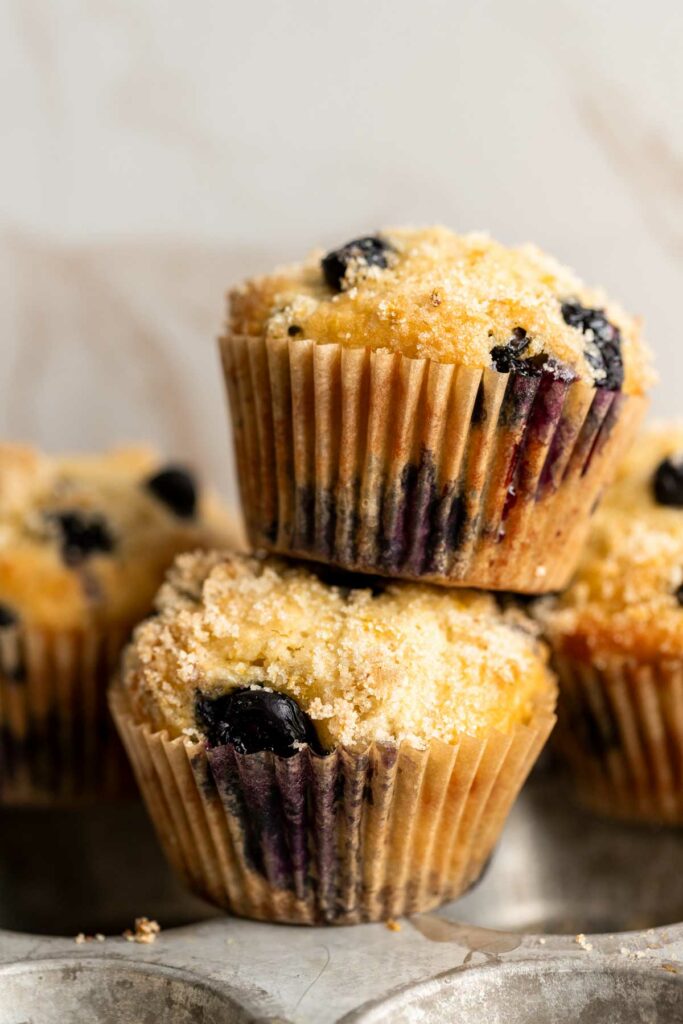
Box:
xmin=321 ymin=235 xmax=392 ymax=292
xmin=675 ymin=582 xmax=683 ymax=607
xmin=48 ymin=511 xmax=114 ymax=566
xmin=491 ymin=328 xmax=575 ymax=383
xmin=653 ymin=456 xmax=683 ymax=507
xmin=0 ymin=603 xmax=18 ymax=628
xmin=195 ymin=687 xmax=325 ymax=757
xmin=560 ymin=300 xmax=623 ymax=391
xmin=146 ymin=466 xmax=197 ymax=519
xmin=287 ymin=325 xmax=302 ymax=337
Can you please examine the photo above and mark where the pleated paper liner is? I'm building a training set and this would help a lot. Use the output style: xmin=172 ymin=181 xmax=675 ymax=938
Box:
xmin=553 ymin=654 xmax=683 ymax=824
xmin=0 ymin=623 xmax=136 ymax=805
xmin=221 ymin=334 xmax=646 ymax=592
xmin=110 ymin=686 xmax=555 ymax=925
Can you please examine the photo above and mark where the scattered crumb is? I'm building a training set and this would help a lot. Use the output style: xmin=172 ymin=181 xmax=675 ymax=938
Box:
xmin=386 ymin=919 xmax=401 ymax=933
xmin=75 ymin=931 xmax=106 ymax=945
xmin=661 ymin=963 xmax=678 ymax=974
xmin=575 ymin=933 xmax=593 ymax=951
xmin=538 ymin=937 xmax=546 ymax=945
xmin=123 ymin=917 xmax=161 ymax=944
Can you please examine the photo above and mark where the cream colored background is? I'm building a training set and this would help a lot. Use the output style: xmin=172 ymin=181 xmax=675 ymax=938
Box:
xmin=1 ymin=0 xmax=681 ymax=505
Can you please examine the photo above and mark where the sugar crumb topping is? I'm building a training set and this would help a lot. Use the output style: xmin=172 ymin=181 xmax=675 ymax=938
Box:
xmin=537 ymin=423 xmax=683 ymax=660
xmin=228 ymin=226 xmax=651 ymax=395
xmin=123 ymin=551 xmax=555 ymax=748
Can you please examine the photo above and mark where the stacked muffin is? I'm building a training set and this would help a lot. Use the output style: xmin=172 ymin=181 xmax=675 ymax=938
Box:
xmin=111 ymin=227 xmax=654 ymax=924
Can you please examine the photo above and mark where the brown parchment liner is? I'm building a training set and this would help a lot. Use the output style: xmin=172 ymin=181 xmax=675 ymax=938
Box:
xmin=553 ymin=654 xmax=683 ymax=824
xmin=0 ymin=624 xmax=135 ymax=805
xmin=110 ymin=686 xmax=555 ymax=925
xmin=220 ymin=334 xmax=646 ymax=593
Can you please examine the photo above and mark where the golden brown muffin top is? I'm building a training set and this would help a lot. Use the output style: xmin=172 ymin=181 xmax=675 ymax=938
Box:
xmin=229 ymin=226 xmax=651 ymax=395
xmin=122 ymin=551 xmax=556 ymax=750
xmin=537 ymin=424 xmax=683 ymax=663
xmin=0 ymin=444 xmax=239 ymax=631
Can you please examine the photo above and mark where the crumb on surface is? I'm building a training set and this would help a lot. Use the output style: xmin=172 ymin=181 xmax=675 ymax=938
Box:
xmin=386 ymin=919 xmax=401 ymax=932
xmin=123 ymin=917 xmax=161 ymax=944
xmin=575 ymin=933 xmax=593 ymax=951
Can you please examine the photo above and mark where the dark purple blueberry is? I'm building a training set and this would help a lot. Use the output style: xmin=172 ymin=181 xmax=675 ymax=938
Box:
xmin=146 ymin=465 xmax=197 ymax=518
xmin=48 ymin=511 xmax=114 ymax=566
xmin=321 ymin=235 xmax=393 ymax=291
xmin=491 ymin=328 xmax=575 ymax=383
xmin=653 ymin=456 xmax=683 ymax=508
xmin=195 ymin=687 xmax=325 ymax=757
xmin=287 ymin=324 xmax=302 ymax=337
xmin=560 ymin=300 xmax=623 ymax=391
xmin=307 ymin=563 xmax=387 ymax=598
xmin=675 ymin=583 xmax=683 ymax=607
xmin=0 ymin=603 xmax=18 ymax=628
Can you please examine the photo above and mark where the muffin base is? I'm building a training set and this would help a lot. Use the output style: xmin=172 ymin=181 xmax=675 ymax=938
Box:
xmin=554 ymin=654 xmax=683 ymax=824
xmin=0 ymin=624 xmax=135 ymax=805
xmin=110 ymin=687 xmax=555 ymax=925
xmin=221 ymin=334 xmax=646 ymax=593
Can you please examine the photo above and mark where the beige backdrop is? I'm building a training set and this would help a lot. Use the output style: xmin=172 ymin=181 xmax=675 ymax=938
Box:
xmin=2 ymin=0 xmax=681 ymax=506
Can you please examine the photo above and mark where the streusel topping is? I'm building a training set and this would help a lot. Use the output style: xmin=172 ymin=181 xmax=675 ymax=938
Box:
xmin=228 ymin=226 xmax=651 ymax=394
xmin=123 ymin=551 xmax=556 ymax=749
xmin=537 ymin=424 xmax=683 ymax=661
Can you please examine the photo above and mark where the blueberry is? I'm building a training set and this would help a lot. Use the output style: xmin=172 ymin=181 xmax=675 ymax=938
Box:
xmin=48 ymin=511 xmax=114 ymax=566
xmin=560 ymin=300 xmax=623 ymax=391
xmin=195 ymin=687 xmax=325 ymax=757
xmin=0 ymin=603 xmax=18 ymax=628
xmin=491 ymin=328 xmax=575 ymax=382
xmin=321 ymin=235 xmax=392 ymax=292
xmin=146 ymin=465 xmax=197 ymax=519
xmin=675 ymin=583 xmax=683 ymax=607
xmin=653 ymin=456 xmax=683 ymax=507
xmin=287 ymin=325 xmax=302 ymax=337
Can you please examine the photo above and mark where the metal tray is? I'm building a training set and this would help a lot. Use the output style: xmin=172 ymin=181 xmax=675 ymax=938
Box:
xmin=1 ymin=771 xmax=682 ymax=1022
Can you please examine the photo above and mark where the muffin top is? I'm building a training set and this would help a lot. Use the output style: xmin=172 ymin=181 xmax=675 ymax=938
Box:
xmin=122 ymin=551 xmax=556 ymax=752
xmin=537 ymin=424 xmax=683 ymax=662
xmin=229 ymin=226 xmax=651 ymax=395
xmin=0 ymin=444 xmax=239 ymax=631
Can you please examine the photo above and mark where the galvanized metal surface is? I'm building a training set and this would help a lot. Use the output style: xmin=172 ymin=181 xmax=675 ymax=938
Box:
xmin=0 ymin=775 xmax=682 ymax=1022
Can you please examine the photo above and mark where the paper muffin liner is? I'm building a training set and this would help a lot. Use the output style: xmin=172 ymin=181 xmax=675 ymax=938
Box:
xmin=110 ymin=687 xmax=555 ymax=924
xmin=0 ymin=623 xmax=135 ymax=805
xmin=220 ymin=334 xmax=646 ymax=592
xmin=552 ymin=654 xmax=683 ymax=824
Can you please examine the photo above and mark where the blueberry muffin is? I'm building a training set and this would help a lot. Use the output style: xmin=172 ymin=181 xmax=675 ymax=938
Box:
xmin=0 ymin=443 xmax=238 ymax=804
xmin=222 ymin=226 xmax=651 ymax=592
xmin=537 ymin=424 xmax=683 ymax=822
xmin=111 ymin=551 xmax=557 ymax=924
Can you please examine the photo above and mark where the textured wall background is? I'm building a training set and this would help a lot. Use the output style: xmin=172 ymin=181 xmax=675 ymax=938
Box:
xmin=1 ymin=0 xmax=681 ymax=506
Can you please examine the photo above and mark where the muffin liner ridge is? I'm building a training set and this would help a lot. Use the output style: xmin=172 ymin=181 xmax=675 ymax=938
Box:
xmin=0 ymin=623 xmax=135 ymax=805
xmin=220 ymin=334 xmax=646 ymax=592
xmin=110 ymin=686 xmax=555 ymax=925
xmin=553 ymin=654 xmax=683 ymax=824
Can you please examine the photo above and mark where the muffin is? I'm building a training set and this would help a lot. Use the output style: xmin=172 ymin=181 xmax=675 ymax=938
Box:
xmin=221 ymin=226 xmax=651 ymax=593
xmin=0 ymin=443 xmax=238 ymax=804
xmin=537 ymin=424 xmax=683 ymax=823
xmin=111 ymin=551 xmax=557 ymax=924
